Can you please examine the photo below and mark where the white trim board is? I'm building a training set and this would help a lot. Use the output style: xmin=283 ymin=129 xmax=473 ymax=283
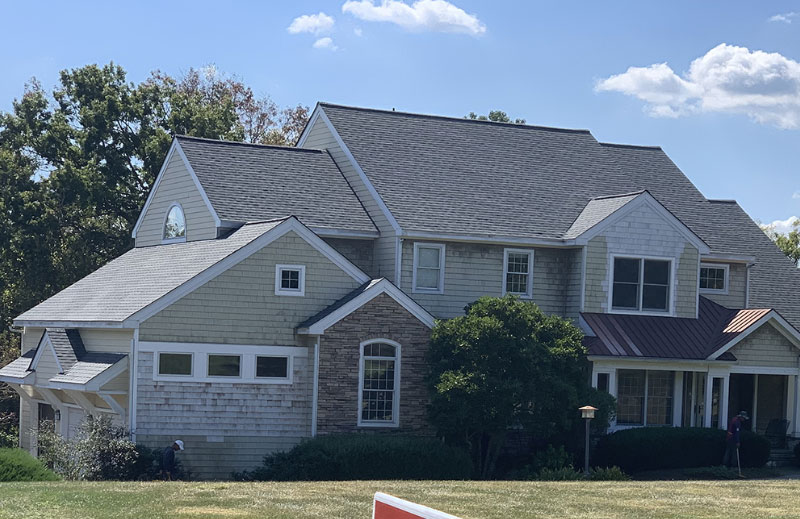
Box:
xmin=297 ymin=278 xmax=436 ymax=335
xmin=131 ymin=139 xmax=222 ymax=239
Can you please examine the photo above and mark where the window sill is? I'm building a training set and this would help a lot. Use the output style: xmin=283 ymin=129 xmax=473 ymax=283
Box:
xmin=699 ymin=288 xmax=729 ymax=295
xmin=161 ymin=237 xmax=187 ymax=245
xmin=412 ymin=287 xmax=444 ymax=295
xmin=357 ymin=421 xmax=399 ymax=428
xmin=608 ymin=308 xmax=674 ymax=317
xmin=275 ymin=290 xmax=305 ymax=297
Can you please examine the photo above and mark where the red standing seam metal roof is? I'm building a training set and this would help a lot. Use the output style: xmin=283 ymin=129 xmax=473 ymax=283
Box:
xmin=582 ymin=297 xmax=773 ymax=361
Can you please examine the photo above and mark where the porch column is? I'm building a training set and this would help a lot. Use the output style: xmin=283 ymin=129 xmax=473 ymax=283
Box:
xmin=704 ymin=374 xmax=713 ymax=427
xmin=752 ymin=374 xmax=759 ymax=433
xmin=720 ymin=374 xmax=730 ymax=430
xmin=794 ymin=373 xmax=800 ymax=437
xmin=673 ymin=371 xmax=684 ymax=427
xmin=787 ymin=375 xmax=796 ymax=436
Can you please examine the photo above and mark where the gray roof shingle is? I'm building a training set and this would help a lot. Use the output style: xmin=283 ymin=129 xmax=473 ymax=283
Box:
xmin=563 ymin=191 xmax=642 ymax=239
xmin=49 ymin=352 xmax=126 ymax=385
xmin=46 ymin=328 xmax=86 ymax=372
xmin=0 ymin=350 xmax=36 ymax=379
xmin=176 ymin=136 xmax=376 ymax=234
xmin=15 ymin=220 xmax=285 ymax=323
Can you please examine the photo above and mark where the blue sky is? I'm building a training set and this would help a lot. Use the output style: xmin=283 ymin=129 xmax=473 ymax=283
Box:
xmin=1 ymin=1 xmax=799 ymax=229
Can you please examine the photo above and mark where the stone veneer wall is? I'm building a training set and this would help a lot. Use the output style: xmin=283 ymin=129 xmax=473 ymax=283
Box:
xmin=316 ymin=293 xmax=433 ymax=434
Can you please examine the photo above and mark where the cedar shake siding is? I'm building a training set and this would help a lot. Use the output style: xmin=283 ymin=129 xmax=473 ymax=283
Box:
xmin=316 ymin=293 xmax=432 ymax=434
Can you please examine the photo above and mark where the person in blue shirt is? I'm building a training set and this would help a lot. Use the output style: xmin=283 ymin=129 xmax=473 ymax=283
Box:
xmin=161 ymin=439 xmax=184 ymax=480
xmin=723 ymin=411 xmax=748 ymax=468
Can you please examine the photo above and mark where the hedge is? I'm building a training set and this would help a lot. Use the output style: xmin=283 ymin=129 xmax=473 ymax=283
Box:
xmin=237 ymin=434 xmax=473 ymax=481
xmin=0 ymin=448 xmax=60 ymax=482
xmin=594 ymin=427 xmax=770 ymax=472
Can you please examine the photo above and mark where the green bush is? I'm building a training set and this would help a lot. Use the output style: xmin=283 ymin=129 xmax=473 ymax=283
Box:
xmin=589 ymin=466 xmax=630 ymax=481
xmin=535 ymin=466 xmax=585 ymax=481
xmin=237 ymin=434 xmax=473 ymax=481
xmin=0 ymin=448 xmax=59 ymax=482
xmin=595 ymin=427 xmax=770 ymax=472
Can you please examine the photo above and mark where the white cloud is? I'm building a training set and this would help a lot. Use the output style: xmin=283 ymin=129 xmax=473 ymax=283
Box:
xmin=596 ymin=44 xmax=800 ymax=128
xmin=761 ymin=216 xmax=800 ymax=235
xmin=354 ymin=27 xmax=363 ymax=36
xmin=793 ymin=191 xmax=800 ymax=200
xmin=313 ymin=37 xmax=338 ymax=51
xmin=769 ymin=12 xmax=797 ymax=23
xmin=288 ymin=12 xmax=335 ymax=35
xmin=341 ymin=0 xmax=486 ymax=35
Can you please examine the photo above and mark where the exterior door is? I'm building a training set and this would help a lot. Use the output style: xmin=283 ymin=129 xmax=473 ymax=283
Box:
xmin=694 ymin=373 xmax=707 ymax=427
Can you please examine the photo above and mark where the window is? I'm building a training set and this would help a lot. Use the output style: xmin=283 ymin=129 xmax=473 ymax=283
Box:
xmin=256 ymin=356 xmax=289 ymax=379
xmin=699 ymin=263 xmax=728 ymax=293
xmin=503 ymin=249 xmax=533 ymax=298
xmin=275 ymin=265 xmax=306 ymax=296
xmin=611 ymin=257 xmax=671 ymax=313
xmin=596 ymin=373 xmax=609 ymax=393
xmin=158 ymin=353 xmax=192 ymax=376
xmin=207 ymin=354 xmax=241 ymax=377
xmin=413 ymin=243 xmax=445 ymax=294
xmin=163 ymin=204 xmax=186 ymax=242
xmin=359 ymin=340 xmax=400 ymax=426
xmin=616 ymin=369 xmax=674 ymax=426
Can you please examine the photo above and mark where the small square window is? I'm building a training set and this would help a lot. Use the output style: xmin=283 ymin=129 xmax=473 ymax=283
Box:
xmin=275 ymin=265 xmax=305 ymax=296
xmin=256 ymin=356 xmax=289 ymax=378
xmin=158 ymin=353 xmax=192 ymax=376
xmin=207 ymin=354 xmax=241 ymax=377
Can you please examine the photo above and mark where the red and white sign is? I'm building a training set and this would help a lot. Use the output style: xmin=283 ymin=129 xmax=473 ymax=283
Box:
xmin=373 ymin=492 xmax=461 ymax=519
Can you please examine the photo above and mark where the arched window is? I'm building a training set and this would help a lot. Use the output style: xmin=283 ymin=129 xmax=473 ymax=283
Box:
xmin=163 ymin=204 xmax=186 ymax=241
xmin=358 ymin=340 xmax=400 ymax=426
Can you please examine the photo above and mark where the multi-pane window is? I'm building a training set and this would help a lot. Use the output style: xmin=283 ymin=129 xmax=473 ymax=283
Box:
xmin=503 ymin=249 xmax=533 ymax=297
xmin=612 ymin=257 xmax=671 ymax=312
xmin=359 ymin=342 xmax=399 ymax=425
xmin=207 ymin=354 xmax=241 ymax=377
xmin=256 ymin=356 xmax=289 ymax=379
xmin=163 ymin=204 xmax=186 ymax=241
xmin=616 ymin=369 xmax=674 ymax=426
xmin=413 ymin=244 xmax=445 ymax=293
xmin=158 ymin=353 xmax=192 ymax=376
xmin=275 ymin=265 xmax=305 ymax=296
xmin=699 ymin=264 xmax=727 ymax=292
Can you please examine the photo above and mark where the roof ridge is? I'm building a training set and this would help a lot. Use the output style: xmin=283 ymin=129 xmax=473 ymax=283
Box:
xmin=708 ymin=199 xmax=738 ymax=204
xmin=590 ymin=190 xmax=646 ymax=201
xmin=318 ymin=102 xmax=592 ymax=135
xmin=600 ymin=142 xmax=662 ymax=151
xmin=175 ymin=135 xmax=322 ymax=153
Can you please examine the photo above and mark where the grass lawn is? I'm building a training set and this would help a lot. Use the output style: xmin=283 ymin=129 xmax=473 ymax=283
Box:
xmin=1 ymin=479 xmax=800 ymax=519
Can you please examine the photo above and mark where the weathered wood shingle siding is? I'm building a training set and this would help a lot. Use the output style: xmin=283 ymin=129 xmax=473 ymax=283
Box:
xmin=701 ymin=262 xmax=748 ymax=309
xmin=322 ymin=237 xmax=375 ymax=277
xmin=564 ymin=248 xmax=583 ymax=319
xmin=730 ymin=323 xmax=800 ymax=368
xmin=399 ymin=240 xmax=574 ymax=319
xmin=139 ymin=231 xmax=363 ymax=345
xmin=301 ymin=114 xmax=398 ymax=281
xmin=135 ymin=150 xmax=217 ymax=247
xmin=582 ymin=205 xmax=699 ymax=318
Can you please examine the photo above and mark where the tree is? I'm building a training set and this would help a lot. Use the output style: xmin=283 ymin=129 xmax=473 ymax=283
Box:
xmin=426 ymin=295 xmax=602 ymax=479
xmin=765 ymin=219 xmax=800 ymax=266
xmin=466 ymin=110 xmax=526 ymax=124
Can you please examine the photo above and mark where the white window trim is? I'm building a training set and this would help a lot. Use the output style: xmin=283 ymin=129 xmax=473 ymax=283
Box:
xmin=255 ymin=354 xmax=292 ymax=382
xmin=157 ymin=352 xmax=194 ymax=377
xmin=275 ymin=264 xmax=306 ymax=297
xmin=161 ymin=202 xmax=187 ymax=244
xmin=357 ymin=339 xmax=401 ymax=428
xmin=206 ymin=353 xmax=243 ymax=379
xmin=502 ymin=248 xmax=534 ymax=298
xmin=412 ymin=243 xmax=446 ymax=294
xmin=699 ymin=262 xmax=729 ymax=295
xmin=608 ymin=254 xmax=676 ymax=317
xmin=144 ymin=342 xmax=301 ymax=384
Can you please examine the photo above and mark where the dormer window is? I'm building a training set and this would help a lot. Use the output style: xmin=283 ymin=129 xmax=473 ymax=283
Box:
xmin=163 ymin=204 xmax=186 ymax=242
xmin=611 ymin=256 xmax=672 ymax=313
xmin=699 ymin=263 xmax=728 ymax=294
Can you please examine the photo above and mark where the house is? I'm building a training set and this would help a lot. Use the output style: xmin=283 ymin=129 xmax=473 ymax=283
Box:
xmin=2 ymin=102 xmax=800 ymax=478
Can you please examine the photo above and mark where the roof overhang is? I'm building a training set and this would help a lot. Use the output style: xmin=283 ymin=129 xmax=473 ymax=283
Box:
xmin=706 ymin=311 xmax=800 ymax=360
xmin=46 ymin=355 xmax=129 ymax=392
xmin=701 ymin=252 xmax=757 ymax=265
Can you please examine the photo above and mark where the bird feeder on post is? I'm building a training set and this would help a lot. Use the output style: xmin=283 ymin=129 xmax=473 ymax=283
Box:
xmin=579 ymin=405 xmax=598 ymax=476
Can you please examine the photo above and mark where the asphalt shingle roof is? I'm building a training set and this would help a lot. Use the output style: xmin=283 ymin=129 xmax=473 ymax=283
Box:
xmin=563 ymin=192 xmax=642 ymax=239
xmin=176 ymin=136 xmax=376 ymax=234
xmin=0 ymin=350 xmax=35 ymax=379
xmin=15 ymin=220 xmax=285 ymax=323
xmin=46 ymin=328 xmax=86 ymax=372
xmin=296 ymin=278 xmax=383 ymax=329
xmin=49 ymin=352 xmax=126 ymax=385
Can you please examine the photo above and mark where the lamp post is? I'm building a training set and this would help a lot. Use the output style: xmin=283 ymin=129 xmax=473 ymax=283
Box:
xmin=579 ymin=405 xmax=598 ymax=476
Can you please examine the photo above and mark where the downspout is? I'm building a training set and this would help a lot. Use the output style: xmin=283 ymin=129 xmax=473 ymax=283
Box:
xmin=311 ymin=336 xmax=320 ymax=437
xmin=129 ymin=327 xmax=139 ymax=442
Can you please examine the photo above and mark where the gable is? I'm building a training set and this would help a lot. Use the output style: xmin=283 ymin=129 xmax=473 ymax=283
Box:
xmin=729 ymin=321 xmax=800 ymax=368
xmin=133 ymin=142 xmax=219 ymax=247
xmin=139 ymin=229 xmax=366 ymax=345
xmin=32 ymin=337 xmax=62 ymax=381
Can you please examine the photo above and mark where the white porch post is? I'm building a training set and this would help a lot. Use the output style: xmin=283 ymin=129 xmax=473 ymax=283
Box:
xmin=786 ymin=375 xmax=796 ymax=435
xmin=720 ymin=374 xmax=730 ymax=430
xmin=690 ymin=373 xmax=698 ymax=427
xmin=752 ymin=374 xmax=759 ymax=433
xmin=673 ymin=371 xmax=684 ymax=427
xmin=704 ymin=374 xmax=713 ymax=427
xmin=794 ymin=372 xmax=800 ymax=437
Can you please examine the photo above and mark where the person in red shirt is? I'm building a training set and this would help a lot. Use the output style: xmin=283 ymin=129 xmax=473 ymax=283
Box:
xmin=723 ymin=411 xmax=748 ymax=467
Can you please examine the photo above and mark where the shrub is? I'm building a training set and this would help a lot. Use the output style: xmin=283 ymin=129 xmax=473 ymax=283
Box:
xmin=0 ymin=448 xmax=59 ymax=482
xmin=589 ymin=466 xmax=630 ymax=481
xmin=595 ymin=427 xmax=770 ymax=472
xmin=535 ymin=466 xmax=584 ymax=481
xmin=0 ymin=413 xmax=17 ymax=448
xmin=238 ymin=434 xmax=473 ymax=481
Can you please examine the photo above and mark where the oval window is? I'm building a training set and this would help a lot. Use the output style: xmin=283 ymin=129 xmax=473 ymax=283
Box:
xmin=164 ymin=205 xmax=186 ymax=240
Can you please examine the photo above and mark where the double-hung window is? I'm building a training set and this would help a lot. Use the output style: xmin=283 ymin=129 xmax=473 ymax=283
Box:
xmin=503 ymin=249 xmax=533 ymax=298
xmin=699 ymin=263 xmax=728 ymax=293
xmin=616 ymin=369 xmax=674 ymax=426
xmin=611 ymin=257 xmax=671 ymax=313
xmin=413 ymin=243 xmax=445 ymax=294
xmin=358 ymin=340 xmax=400 ymax=426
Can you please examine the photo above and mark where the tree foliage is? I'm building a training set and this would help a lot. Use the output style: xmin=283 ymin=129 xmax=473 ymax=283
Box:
xmin=466 ymin=110 xmax=526 ymax=124
xmin=0 ymin=63 xmax=309 ymax=425
xmin=426 ymin=295 xmax=604 ymax=478
xmin=765 ymin=219 xmax=800 ymax=266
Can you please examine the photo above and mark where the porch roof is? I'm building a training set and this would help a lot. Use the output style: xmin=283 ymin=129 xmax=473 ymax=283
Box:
xmin=582 ymin=297 xmax=772 ymax=360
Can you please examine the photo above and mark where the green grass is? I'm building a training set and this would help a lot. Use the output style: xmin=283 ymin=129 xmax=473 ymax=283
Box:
xmin=2 ymin=479 xmax=800 ymax=518
xmin=0 ymin=448 xmax=59 ymax=482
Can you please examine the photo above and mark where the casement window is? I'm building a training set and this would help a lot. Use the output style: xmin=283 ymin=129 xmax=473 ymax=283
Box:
xmin=412 ymin=243 xmax=445 ymax=294
xmin=275 ymin=265 xmax=306 ymax=296
xmin=358 ymin=340 xmax=400 ymax=427
xmin=611 ymin=257 xmax=672 ymax=313
xmin=616 ymin=369 xmax=674 ymax=426
xmin=503 ymin=249 xmax=533 ymax=298
xmin=207 ymin=354 xmax=241 ymax=377
xmin=158 ymin=353 xmax=192 ymax=376
xmin=699 ymin=263 xmax=728 ymax=293
xmin=163 ymin=203 xmax=186 ymax=242
xmin=256 ymin=356 xmax=289 ymax=379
